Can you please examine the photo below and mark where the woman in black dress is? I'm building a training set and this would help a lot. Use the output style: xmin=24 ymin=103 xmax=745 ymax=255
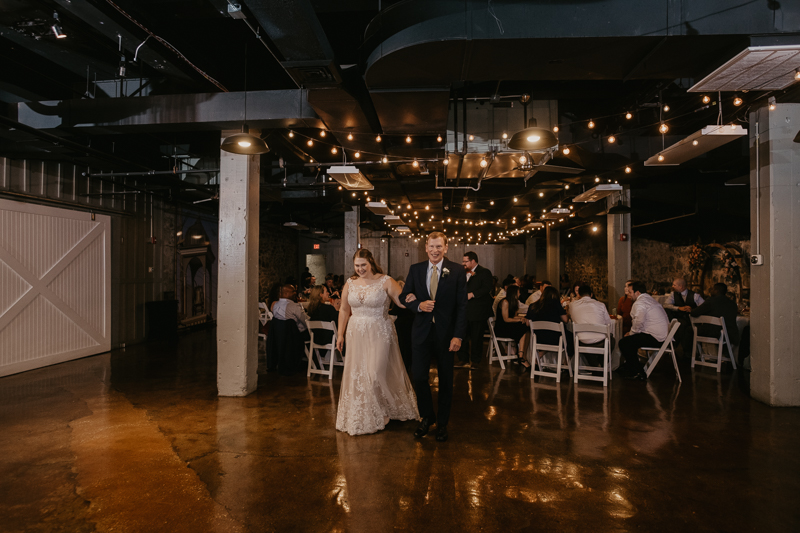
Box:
xmin=495 ymin=285 xmax=530 ymax=368
xmin=306 ymin=285 xmax=339 ymax=346
xmin=525 ymin=285 xmax=573 ymax=357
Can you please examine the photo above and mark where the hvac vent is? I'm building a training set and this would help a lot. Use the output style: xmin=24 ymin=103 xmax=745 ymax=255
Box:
xmin=572 ymin=184 xmax=623 ymax=203
xmin=689 ymin=45 xmax=800 ymax=92
xmin=327 ymin=165 xmax=373 ymax=190
xmin=645 ymin=124 xmax=747 ymax=166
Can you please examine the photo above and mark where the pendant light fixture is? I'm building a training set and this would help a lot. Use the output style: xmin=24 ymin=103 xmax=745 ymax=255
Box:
xmin=221 ymin=43 xmax=269 ymax=155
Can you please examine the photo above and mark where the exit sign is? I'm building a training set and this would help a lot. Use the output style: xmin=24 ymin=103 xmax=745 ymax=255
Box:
xmin=313 ymin=244 xmax=320 ymax=249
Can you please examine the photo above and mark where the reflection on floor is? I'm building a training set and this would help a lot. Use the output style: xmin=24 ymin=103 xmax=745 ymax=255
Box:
xmin=1 ymin=329 xmax=799 ymax=532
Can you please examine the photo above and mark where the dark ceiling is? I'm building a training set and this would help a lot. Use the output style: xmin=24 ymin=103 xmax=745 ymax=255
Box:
xmin=1 ymin=0 xmax=798 ymax=244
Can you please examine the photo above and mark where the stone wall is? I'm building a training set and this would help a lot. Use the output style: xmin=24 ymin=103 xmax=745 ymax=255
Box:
xmin=562 ymin=233 xmax=609 ymax=302
xmin=259 ymin=223 xmax=298 ymax=301
xmin=632 ymin=238 xmax=750 ymax=303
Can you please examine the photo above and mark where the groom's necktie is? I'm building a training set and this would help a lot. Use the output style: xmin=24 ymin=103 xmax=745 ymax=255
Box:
xmin=430 ymin=265 xmax=438 ymax=299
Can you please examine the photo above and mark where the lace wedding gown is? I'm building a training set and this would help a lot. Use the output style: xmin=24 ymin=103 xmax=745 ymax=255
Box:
xmin=336 ymin=276 xmax=419 ymax=435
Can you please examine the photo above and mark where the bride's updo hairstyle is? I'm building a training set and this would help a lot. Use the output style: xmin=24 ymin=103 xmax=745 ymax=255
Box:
xmin=350 ymin=248 xmax=384 ymax=279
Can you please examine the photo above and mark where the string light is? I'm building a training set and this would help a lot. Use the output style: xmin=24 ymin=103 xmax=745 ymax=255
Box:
xmin=553 ymin=126 xmax=559 ymax=133
xmin=425 ymin=205 xmax=430 ymax=210
xmin=513 ymin=197 xmax=518 ymax=203
xmin=382 ymin=156 xmax=388 ymax=163
xmin=347 ymin=133 xmax=354 ymax=141
xmin=480 ymin=158 xmax=487 ymax=168
xmin=406 ymin=135 xmax=412 ymax=143
xmin=443 ymin=158 xmax=449 ymax=166
xmin=657 ymin=155 xmax=665 ymax=162
xmin=538 ymin=192 xmax=544 ymax=197
xmin=320 ymin=130 xmax=326 ymax=137
xmin=519 ymin=155 xmax=528 ymax=164
xmin=412 ymin=159 xmax=418 ymax=167
xmin=288 ymin=131 xmax=294 ymax=138
xmin=407 ymin=204 xmax=412 ymax=209
xmin=562 ymin=147 xmax=570 ymax=155
xmin=490 ymin=200 xmax=494 ymax=205
xmin=702 ymin=95 xmax=711 ymax=104
xmin=307 ymin=139 xmax=314 ymax=147
xmin=625 ymin=112 xmax=633 ymax=119
xmin=331 ymin=147 xmax=338 ymax=154
xmin=354 ymin=151 xmax=361 ymax=158
xmin=659 ymin=123 xmax=669 ymax=134
xmin=625 ymin=166 xmax=632 ymax=173
xmin=607 ymin=135 xmax=616 ymax=143
xmin=437 ymin=134 xmax=443 ymax=142
xmin=733 ymin=96 xmax=743 ymax=106
xmin=592 ymin=226 xmax=598 ymax=232
xmin=692 ymin=140 xmax=699 ymax=146
xmin=466 ymin=203 xmax=471 ymax=209
xmin=469 ymin=134 xmax=475 ymax=141
xmin=769 ymin=96 xmax=776 ymax=110
xmin=663 ymin=105 xmax=670 ymax=112
xmin=376 ymin=135 xmax=382 ymax=142
xmin=565 ymin=184 xmax=569 ymax=190
xmin=595 ymin=177 xmax=600 ymax=182
xmin=588 ymin=120 xmax=595 ymax=129
xmin=795 ymin=69 xmax=800 ymax=81
xmin=502 ymin=132 xmax=508 ymax=139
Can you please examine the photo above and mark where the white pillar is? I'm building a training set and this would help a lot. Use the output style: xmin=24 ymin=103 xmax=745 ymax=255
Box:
xmin=216 ymin=133 xmax=259 ymax=397
xmin=546 ymin=225 xmax=560 ymax=285
xmin=344 ymin=205 xmax=360 ymax=276
xmin=607 ymin=189 xmax=632 ymax=309
xmin=749 ymin=103 xmax=800 ymax=406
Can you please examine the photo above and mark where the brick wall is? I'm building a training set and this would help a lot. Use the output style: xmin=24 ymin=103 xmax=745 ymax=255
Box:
xmin=259 ymin=223 xmax=298 ymax=301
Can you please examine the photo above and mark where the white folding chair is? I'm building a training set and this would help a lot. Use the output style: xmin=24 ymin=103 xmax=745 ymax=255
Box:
xmin=572 ymin=323 xmax=612 ymax=387
xmin=486 ymin=317 xmax=518 ymax=369
xmin=305 ymin=320 xmax=344 ymax=379
xmin=690 ymin=316 xmax=736 ymax=372
xmin=529 ymin=321 xmax=572 ymax=383
xmin=641 ymin=319 xmax=682 ymax=382
xmin=258 ymin=302 xmax=271 ymax=347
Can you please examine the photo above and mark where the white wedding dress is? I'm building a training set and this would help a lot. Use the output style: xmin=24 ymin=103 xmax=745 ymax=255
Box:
xmin=336 ymin=276 xmax=419 ymax=435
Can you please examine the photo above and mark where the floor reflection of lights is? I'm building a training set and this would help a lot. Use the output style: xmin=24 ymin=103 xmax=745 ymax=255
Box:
xmin=485 ymin=405 xmax=497 ymax=420
xmin=606 ymin=488 xmax=635 ymax=518
xmin=332 ymin=474 xmax=350 ymax=512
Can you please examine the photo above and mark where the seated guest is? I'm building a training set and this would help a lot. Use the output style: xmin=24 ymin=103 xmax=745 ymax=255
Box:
xmin=690 ymin=283 xmax=740 ymax=345
xmin=663 ymin=277 xmax=704 ymax=353
xmin=492 ymin=276 xmax=516 ymax=315
xmin=617 ymin=280 xmax=635 ymax=335
xmin=305 ymin=285 xmax=339 ymax=346
xmin=272 ymin=285 xmax=310 ymax=335
xmin=526 ymin=285 xmax=573 ymax=358
xmin=266 ymin=282 xmax=282 ymax=313
xmin=568 ymin=281 xmax=584 ymax=300
xmin=618 ymin=281 xmax=670 ymax=380
xmin=525 ymin=280 xmax=552 ymax=305
xmin=570 ymin=284 xmax=615 ymax=364
xmin=495 ymin=285 xmax=530 ymax=366
xmin=324 ymin=275 xmax=340 ymax=300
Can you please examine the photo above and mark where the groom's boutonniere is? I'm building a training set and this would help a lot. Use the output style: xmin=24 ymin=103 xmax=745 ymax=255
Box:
xmin=442 ymin=267 xmax=450 ymax=278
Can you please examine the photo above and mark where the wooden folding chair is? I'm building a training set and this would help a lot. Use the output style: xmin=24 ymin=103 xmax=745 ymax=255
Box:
xmin=486 ymin=317 xmax=518 ymax=369
xmin=572 ymin=323 xmax=612 ymax=387
xmin=305 ymin=320 xmax=344 ymax=379
xmin=529 ymin=321 xmax=572 ymax=383
xmin=690 ymin=315 xmax=736 ymax=372
xmin=641 ymin=319 xmax=682 ymax=382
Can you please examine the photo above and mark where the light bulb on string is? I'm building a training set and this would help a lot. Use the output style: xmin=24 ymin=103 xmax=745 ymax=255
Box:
xmin=347 ymin=133 xmax=353 ymax=141
xmin=331 ymin=147 xmax=338 ymax=154
xmin=607 ymin=135 xmax=616 ymax=143
xmin=354 ymin=151 xmax=361 ymax=158
xmin=320 ymin=130 xmax=326 ymax=137
xmin=466 ymin=203 xmax=471 ymax=209
xmin=513 ymin=197 xmax=518 ymax=203
xmin=702 ymin=95 xmax=711 ymax=104
xmin=412 ymin=159 xmax=418 ymax=167
xmin=519 ymin=155 xmax=528 ymax=164
xmin=659 ymin=123 xmax=669 ymax=134
xmin=307 ymin=139 xmax=314 ymax=147
xmin=376 ymin=135 xmax=382 ymax=142
xmin=443 ymin=157 xmax=449 ymax=166
xmin=733 ymin=96 xmax=743 ymax=106
xmin=588 ymin=120 xmax=595 ymax=129
xmin=288 ymin=131 xmax=294 ymax=138
xmin=663 ymin=105 xmax=670 ymax=112
xmin=625 ymin=112 xmax=633 ymax=119
xmin=480 ymin=158 xmax=487 ymax=168
xmin=469 ymin=134 xmax=474 ymax=141
xmin=625 ymin=166 xmax=632 ymax=174
xmin=437 ymin=134 xmax=443 ymax=142
xmin=553 ymin=126 xmax=559 ymax=133
xmin=406 ymin=135 xmax=412 ymax=143
xmin=490 ymin=200 xmax=494 ymax=205
xmin=502 ymin=132 xmax=508 ymax=139
xmin=562 ymin=147 xmax=570 ymax=155
xmin=692 ymin=140 xmax=699 ymax=146
xmin=382 ymin=156 xmax=388 ymax=163
xmin=658 ymin=155 xmax=665 ymax=162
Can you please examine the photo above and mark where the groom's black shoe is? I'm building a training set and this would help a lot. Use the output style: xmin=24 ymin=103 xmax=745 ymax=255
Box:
xmin=435 ymin=425 xmax=448 ymax=442
xmin=414 ymin=417 xmax=435 ymax=438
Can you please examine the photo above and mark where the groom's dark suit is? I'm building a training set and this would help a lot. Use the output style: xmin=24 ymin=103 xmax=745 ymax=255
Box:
xmin=400 ymin=258 xmax=467 ymax=427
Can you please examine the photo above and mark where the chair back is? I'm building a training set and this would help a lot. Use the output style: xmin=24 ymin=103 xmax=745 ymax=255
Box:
xmin=258 ymin=302 xmax=272 ymax=326
xmin=572 ymin=322 xmax=611 ymax=338
xmin=306 ymin=320 xmax=337 ymax=349
xmin=529 ymin=321 xmax=566 ymax=351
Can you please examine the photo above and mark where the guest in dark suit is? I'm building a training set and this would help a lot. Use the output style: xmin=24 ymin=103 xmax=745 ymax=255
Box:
xmin=457 ymin=251 xmax=493 ymax=368
xmin=690 ymin=283 xmax=740 ymax=345
xmin=400 ymin=232 xmax=467 ymax=443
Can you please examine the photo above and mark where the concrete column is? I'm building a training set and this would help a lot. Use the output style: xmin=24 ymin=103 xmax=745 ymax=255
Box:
xmin=546 ymin=225 xmax=560 ymax=285
xmin=749 ymin=103 xmax=800 ymax=406
xmin=216 ymin=133 xmax=259 ymax=397
xmin=344 ymin=205 xmax=360 ymax=276
xmin=607 ymin=189 xmax=632 ymax=310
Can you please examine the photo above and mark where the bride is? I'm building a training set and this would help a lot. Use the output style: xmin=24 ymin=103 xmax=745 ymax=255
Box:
xmin=335 ymin=249 xmax=419 ymax=435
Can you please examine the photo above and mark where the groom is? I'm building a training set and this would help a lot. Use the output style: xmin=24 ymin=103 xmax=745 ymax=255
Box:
xmin=400 ymin=231 xmax=467 ymax=442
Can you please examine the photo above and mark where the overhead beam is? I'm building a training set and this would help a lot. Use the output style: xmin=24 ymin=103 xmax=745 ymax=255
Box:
xmin=15 ymin=90 xmax=322 ymax=134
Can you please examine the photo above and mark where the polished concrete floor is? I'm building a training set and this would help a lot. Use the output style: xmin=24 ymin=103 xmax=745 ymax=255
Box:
xmin=1 ymin=329 xmax=799 ymax=533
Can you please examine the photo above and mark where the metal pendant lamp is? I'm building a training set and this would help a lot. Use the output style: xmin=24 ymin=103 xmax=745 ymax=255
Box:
xmin=508 ymin=119 xmax=558 ymax=151
xmin=221 ymin=43 xmax=269 ymax=155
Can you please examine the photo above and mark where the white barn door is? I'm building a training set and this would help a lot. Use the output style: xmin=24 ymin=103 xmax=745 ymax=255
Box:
xmin=0 ymin=199 xmax=111 ymax=377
